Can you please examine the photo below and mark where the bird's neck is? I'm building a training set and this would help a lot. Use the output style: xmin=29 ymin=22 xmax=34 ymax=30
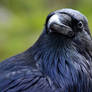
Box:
xmin=29 ymin=31 xmax=90 ymax=89
xmin=30 ymin=32 xmax=70 ymax=85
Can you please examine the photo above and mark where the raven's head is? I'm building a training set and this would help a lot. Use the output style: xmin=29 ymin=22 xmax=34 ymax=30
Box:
xmin=45 ymin=8 xmax=91 ymax=40
xmin=31 ymin=9 xmax=92 ymax=91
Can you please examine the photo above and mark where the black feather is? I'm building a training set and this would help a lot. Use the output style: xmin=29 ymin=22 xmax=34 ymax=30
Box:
xmin=0 ymin=8 xmax=92 ymax=92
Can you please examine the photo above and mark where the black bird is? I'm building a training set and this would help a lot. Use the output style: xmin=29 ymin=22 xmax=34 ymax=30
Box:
xmin=0 ymin=8 xmax=92 ymax=92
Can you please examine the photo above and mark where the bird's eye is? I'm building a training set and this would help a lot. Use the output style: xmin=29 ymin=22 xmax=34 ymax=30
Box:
xmin=78 ymin=21 xmax=83 ymax=28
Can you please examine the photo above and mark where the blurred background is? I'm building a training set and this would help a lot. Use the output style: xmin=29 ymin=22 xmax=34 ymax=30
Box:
xmin=0 ymin=0 xmax=92 ymax=61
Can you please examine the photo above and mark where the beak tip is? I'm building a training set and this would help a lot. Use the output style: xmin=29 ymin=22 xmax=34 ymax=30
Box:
xmin=67 ymin=31 xmax=74 ymax=37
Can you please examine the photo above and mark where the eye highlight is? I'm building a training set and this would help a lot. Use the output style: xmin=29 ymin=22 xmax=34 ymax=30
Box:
xmin=78 ymin=21 xmax=83 ymax=29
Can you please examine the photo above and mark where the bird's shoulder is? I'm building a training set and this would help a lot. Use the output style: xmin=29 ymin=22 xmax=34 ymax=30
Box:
xmin=0 ymin=51 xmax=37 ymax=73
xmin=0 ymin=52 xmax=55 ymax=92
xmin=0 ymin=68 xmax=55 ymax=92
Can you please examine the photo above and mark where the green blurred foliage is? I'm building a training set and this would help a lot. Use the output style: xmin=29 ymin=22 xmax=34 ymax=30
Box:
xmin=0 ymin=0 xmax=92 ymax=61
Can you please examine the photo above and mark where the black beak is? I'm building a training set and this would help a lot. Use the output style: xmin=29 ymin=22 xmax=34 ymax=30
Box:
xmin=48 ymin=13 xmax=74 ymax=37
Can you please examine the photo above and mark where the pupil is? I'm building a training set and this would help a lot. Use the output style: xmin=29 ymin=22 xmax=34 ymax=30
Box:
xmin=78 ymin=21 xmax=83 ymax=28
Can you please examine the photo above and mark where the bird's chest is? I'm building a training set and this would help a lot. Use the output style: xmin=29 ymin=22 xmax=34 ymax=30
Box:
xmin=40 ymin=49 xmax=91 ymax=91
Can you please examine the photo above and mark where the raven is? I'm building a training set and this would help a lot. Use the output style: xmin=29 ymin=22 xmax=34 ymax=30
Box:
xmin=0 ymin=8 xmax=92 ymax=92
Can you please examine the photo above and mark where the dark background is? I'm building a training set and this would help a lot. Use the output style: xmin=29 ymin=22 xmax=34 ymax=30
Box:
xmin=0 ymin=0 xmax=92 ymax=61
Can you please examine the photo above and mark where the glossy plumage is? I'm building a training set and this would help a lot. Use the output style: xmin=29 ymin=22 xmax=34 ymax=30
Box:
xmin=0 ymin=9 xmax=92 ymax=92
